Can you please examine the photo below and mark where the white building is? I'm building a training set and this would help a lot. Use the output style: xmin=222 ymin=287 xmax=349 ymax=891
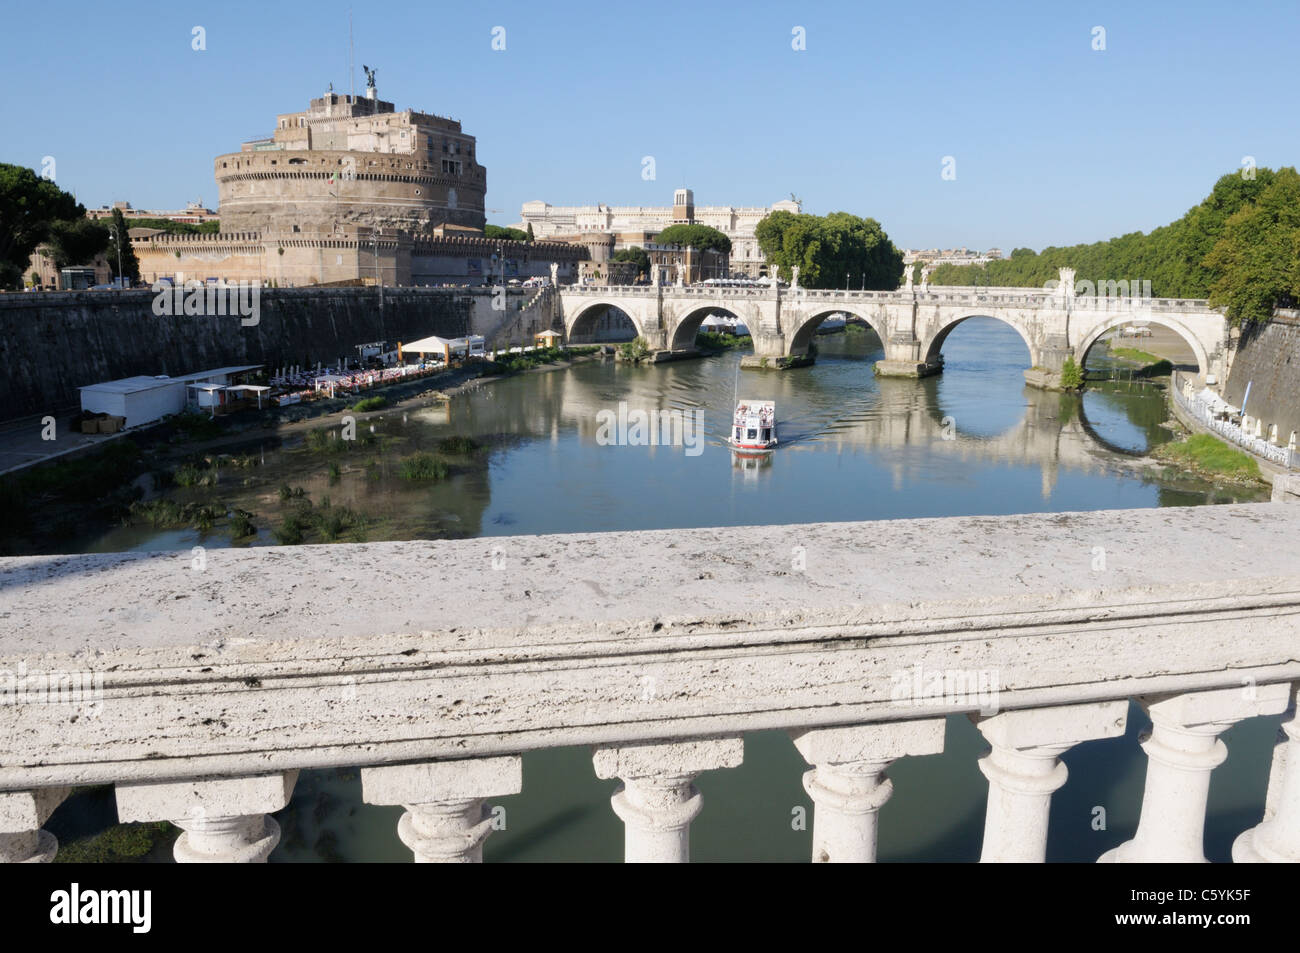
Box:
xmin=517 ymin=190 xmax=801 ymax=278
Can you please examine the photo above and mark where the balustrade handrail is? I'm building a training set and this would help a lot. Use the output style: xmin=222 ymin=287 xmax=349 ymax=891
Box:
xmin=1 ymin=503 xmax=1298 ymax=790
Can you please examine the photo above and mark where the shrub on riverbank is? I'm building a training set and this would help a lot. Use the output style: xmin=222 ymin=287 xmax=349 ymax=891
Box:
xmin=619 ymin=337 xmax=651 ymax=362
xmin=399 ymin=452 xmax=449 ymax=481
xmin=1060 ymin=356 xmax=1085 ymax=390
xmin=1157 ymin=433 xmax=1261 ymax=483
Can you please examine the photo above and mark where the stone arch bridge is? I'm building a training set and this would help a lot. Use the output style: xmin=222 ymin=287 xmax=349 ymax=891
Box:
xmin=558 ymin=274 xmax=1230 ymax=387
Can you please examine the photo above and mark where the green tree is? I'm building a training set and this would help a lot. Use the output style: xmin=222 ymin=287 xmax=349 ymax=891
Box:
xmin=612 ymin=245 xmax=650 ymax=278
xmin=653 ymin=224 xmax=731 ymax=254
xmin=1204 ymin=168 xmax=1300 ymax=326
xmin=44 ymin=216 xmax=109 ymax=271
xmin=484 ymin=224 xmax=528 ymax=242
xmin=755 ymin=210 xmax=903 ymax=289
xmin=108 ymin=207 xmax=141 ymax=284
xmin=0 ymin=163 xmax=87 ymax=289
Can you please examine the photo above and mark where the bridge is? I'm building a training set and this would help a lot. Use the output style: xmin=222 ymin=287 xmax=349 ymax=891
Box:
xmin=2 ymin=502 xmax=1298 ymax=863
xmin=557 ymin=268 xmax=1230 ymax=388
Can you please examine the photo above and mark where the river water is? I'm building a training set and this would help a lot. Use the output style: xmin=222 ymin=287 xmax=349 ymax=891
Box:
xmin=76 ymin=318 xmax=1276 ymax=862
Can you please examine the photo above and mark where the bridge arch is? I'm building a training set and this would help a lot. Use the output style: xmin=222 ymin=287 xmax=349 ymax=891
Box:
xmin=669 ymin=305 xmax=746 ymax=350
xmin=922 ymin=313 xmax=1037 ymax=367
xmin=1075 ymin=315 xmax=1208 ymax=375
xmin=787 ymin=307 xmax=888 ymax=357
xmin=565 ymin=300 xmax=645 ymax=344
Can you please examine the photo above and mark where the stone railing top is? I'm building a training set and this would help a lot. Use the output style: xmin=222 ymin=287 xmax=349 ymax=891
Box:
xmin=1 ymin=504 xmax=1298 ymax=786
xmin=559 ymin=284 xmax=1220 ymax=311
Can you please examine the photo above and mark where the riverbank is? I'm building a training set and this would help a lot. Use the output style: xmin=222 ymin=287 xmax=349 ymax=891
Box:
xmin=0 ymin=348 xmax=603 ymax=555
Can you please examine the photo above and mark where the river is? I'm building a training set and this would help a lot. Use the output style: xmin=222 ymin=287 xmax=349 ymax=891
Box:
xmin=65 ymin=318 xmax=1275 ymax=861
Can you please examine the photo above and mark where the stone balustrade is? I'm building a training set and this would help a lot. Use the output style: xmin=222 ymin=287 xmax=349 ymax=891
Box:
xmin=1 ymin=504 xmax=1298 ymax=863
xmin=561 ymin=282 xmax=1222 ymax=313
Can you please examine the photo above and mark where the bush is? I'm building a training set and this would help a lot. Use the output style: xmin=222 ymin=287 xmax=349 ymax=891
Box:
xmin=278 ymin=483 xmax=307 ymax=501
xmin=399 ymin=452 xmax=449 ymax=481
xmin=619 ymin=337 xmax=651 ymax=362
xmin=228 ymin=508 xmax=257 ymax=539
xmin=1059 ymin=356 xmax=1085 ymax=390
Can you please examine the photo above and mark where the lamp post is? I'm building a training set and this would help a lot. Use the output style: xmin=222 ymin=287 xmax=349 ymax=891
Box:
xmin=109 ymin=225 xmax=123 ymax=288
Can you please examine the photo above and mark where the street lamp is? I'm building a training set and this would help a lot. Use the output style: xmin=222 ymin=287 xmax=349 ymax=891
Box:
xmin=108 ymin=225 xmax=123 ymax=288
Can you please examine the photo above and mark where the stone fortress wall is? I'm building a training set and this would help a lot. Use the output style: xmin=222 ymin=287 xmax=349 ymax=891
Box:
xmin=1223 ymin=310 xmax=1300 ymax=449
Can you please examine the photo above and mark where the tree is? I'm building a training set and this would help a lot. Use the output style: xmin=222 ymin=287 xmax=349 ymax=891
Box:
xmin=0 ymin=163 xmax=88 ymax=289
xmin=653 ymin=224 xmax=731 ymax=254
xmin=44 ymin=216 xmax=108 ymax=271
xmin=755 ymin=210 xmax=904 ymax=289
xmin=612 ymin=246 xmax=650 ymax=279
xmin=108 ymin=207 xmax=141 ymax=284
xmin=1204 ymin=167 xmax=1300 ymax=326
xmin=484 ymin=224 xmax=528 ymax=242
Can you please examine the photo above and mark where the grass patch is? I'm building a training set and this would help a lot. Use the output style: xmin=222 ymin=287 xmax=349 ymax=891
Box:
xmin=171 ymin=459 xmax=220 ymax=487
xmin=352 ymin=396 xmax=388 ymax=412
xmin=128 ymin=499 xmax=224 ymax=531
xmin=1108 ymin=345 xmax=1162 ymax=365
xmin=1157 ymin=433 xmax=1262 ymax=483
xmin=695 ymin=330 xmax=752 ymax=351
xmin=399 ymin=452 xmax=450 ymax=481
xmin=436 ymin=435 xmax=480 ymax=455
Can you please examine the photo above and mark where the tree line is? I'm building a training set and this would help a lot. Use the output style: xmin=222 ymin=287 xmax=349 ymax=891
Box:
xmin=928 ymin=167 xmax=1300 ymax=326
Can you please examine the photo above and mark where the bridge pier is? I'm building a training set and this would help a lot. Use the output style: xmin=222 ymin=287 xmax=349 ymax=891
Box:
xmin=875 ymin=333 xmax=942 ymax=378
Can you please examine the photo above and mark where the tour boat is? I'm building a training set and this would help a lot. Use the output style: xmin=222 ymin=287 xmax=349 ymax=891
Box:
xmin=729 ymin=399 xmax=778 ymax=452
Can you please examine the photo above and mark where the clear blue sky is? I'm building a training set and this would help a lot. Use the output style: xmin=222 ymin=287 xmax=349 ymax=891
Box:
xmin=4 ymin=0 xmax=1297 ymax=251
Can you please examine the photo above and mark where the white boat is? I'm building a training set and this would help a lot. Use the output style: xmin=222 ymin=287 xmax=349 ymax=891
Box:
xmin=729 ymin=399 xmax=777 ymax=452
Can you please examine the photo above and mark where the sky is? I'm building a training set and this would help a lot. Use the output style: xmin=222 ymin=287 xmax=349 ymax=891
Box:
xmin=3 ymin=0 xmax=1298 ymax=251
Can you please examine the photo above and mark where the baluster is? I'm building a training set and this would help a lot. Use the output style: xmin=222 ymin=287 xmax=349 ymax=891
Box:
xmin=116 ymin=771 xmax=298 ymax=863
xmin=1099 ymin=685 xmax=1291 ymax=863
xmin=0 ymin=788 xmax=70 ymax=863
xmin=973 ymin=701 xmax=1127 ymax=862
xmin=361 ymin=756 xmax=521 ymax=863
xmin=1233 ymin=685 xmax=1300 ymax=862
xmin=791 ymin=719 xmax=944 ymax=863
xmin=593 ymin=737 xmax=743 ymax=863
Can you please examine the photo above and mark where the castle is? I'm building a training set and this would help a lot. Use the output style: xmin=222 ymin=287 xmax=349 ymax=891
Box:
xmin=131 ymin=74 xmax=585 ymax=288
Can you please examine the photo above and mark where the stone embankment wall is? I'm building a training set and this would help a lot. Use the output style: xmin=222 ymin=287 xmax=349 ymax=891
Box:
xmin=0 ymin=287 xmax=494 ymax=420
xmin=1224 ymin=311 xmax=1300 ymax=447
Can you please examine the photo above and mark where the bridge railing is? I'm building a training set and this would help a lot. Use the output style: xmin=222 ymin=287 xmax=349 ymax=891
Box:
xmin=560 ymin=284 xmax=1220 ymax=312
xmin=1172 ymin=375 xmax=1296 ymax=469
xmin=1 ymin=504 xmax=1298 ymax=863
